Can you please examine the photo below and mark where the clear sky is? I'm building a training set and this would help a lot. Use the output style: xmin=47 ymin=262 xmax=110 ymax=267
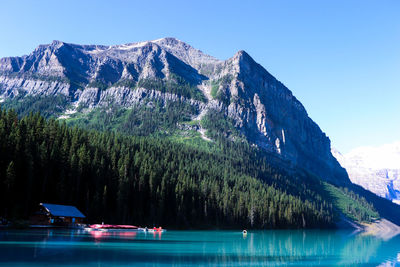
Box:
xmin=1 ymin=0 xmax=399 ymax=152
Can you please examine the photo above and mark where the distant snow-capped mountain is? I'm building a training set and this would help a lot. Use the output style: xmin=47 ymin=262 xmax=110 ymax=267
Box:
xmin=332 ymin=142 xmax=400 ymax=204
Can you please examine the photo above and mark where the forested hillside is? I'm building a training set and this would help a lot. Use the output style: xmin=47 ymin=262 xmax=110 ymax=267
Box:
xmin=0 ymin=109 xmax=380 ymax=228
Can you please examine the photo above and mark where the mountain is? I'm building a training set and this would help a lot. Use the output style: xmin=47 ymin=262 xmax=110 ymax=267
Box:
xmin=2 ymin=38 xmax=400 ymax=227
xmin=333 ymin=143 xmax=400 ymax=204
xmin=0 ymin=37 xmax=348 ymax=185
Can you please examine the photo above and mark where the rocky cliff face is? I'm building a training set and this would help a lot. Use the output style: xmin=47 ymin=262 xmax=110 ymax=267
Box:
xmin=0 ymin=37 xmax=349 ymax=184
xmin=333 ymin=143 xmax=400 ymax=204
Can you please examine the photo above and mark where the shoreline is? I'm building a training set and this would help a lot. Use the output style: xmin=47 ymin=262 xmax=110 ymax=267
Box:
xmin=359 ymin=219 xmax=400 ymax=240
xmin=1 ymin=219 xmax=400 ymax=237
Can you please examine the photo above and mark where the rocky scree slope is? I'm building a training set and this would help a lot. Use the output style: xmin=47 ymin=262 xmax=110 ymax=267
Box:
xmin=0 ymin=37 xmax=348 ymax=184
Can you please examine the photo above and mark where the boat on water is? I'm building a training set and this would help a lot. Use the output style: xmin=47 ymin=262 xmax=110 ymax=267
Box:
xmin=143 ymin=227 xmax=165 ymax=233
xmin=85 ymin=224 xmax=165 ymax=233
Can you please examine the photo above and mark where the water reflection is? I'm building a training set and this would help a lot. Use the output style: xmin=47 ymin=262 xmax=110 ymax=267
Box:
xmin=0 ymin=229 xmax=399 ymax=266
xmin=88 ymin=229 xmax=162 ymax=241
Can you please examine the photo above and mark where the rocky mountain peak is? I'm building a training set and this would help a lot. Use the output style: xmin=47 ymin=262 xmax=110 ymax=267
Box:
xmin=232 ymin=50 xmax=252 ymax=62
xmin=33 ymin=40 xmax=66 ymax=54
xmin=152 ymin=37 xmax=221 ymax=71
xmin=0 ymin=38 xmax=349 ymax=184
xmin=152 ymin=37 xmax=186 ymax=48
xmin=51 ymin=40 xmax=65 ymax=46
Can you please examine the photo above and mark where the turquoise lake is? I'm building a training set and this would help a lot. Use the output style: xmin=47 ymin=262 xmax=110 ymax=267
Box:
xmin=0 ymin=229 xmax=400 ymax=266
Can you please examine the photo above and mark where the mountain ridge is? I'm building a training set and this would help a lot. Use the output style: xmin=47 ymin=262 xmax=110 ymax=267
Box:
xmin=0 ymin=37 xmax=348 ymax=185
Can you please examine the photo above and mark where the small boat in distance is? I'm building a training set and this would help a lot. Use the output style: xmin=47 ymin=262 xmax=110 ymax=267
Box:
xmin=143 ymin=227 xmax=164 ymax=233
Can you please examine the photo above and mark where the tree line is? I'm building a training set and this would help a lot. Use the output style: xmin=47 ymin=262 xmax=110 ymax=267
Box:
xmin=0 ymin=109 xmax=338 ymax=228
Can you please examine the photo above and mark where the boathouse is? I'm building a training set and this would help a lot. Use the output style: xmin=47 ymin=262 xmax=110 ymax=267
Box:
xmin=31 ymin=203 xmax=86 ymax=225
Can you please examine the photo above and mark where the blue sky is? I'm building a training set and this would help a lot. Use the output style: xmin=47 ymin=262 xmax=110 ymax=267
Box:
xmin=1 ymin=0 xmax=399 ymax=152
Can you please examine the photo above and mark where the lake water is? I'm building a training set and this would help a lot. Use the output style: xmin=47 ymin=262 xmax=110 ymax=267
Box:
xmin=0 ymin=229 xmax=399 ymax=266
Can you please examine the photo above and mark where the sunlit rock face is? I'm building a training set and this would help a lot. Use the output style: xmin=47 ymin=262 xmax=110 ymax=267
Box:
xmin=332 ymin=142 xmax=400 ymax=204
xmin=0 ymin=37 xmax=348 ymax=184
